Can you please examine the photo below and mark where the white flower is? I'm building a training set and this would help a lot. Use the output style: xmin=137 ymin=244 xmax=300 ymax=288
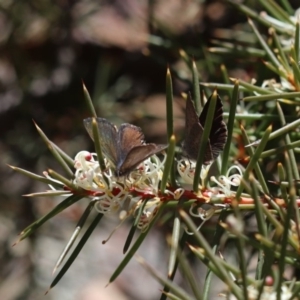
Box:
xmin=177 ymin=158 xmax=211 ymax=187
xmin=227 ymin=283 xmax=294 ymax=300
xmin=210 ymin=165 xmax=242 ymax=197
xmin=134 ymin=198 xmax=161 ymax=231
xmin=72 ymin=151 xmax=166 ymax=219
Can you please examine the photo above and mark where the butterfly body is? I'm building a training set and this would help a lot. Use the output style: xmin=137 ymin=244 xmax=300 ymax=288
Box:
xmin=182 ymin=94 xmax=227 ymax=164
xmin=84 ymin=118 xmax=167 ymax=176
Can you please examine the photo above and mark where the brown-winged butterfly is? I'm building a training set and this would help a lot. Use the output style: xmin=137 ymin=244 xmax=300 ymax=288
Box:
xmin=182 ymin=93 xmax=227 ymax=164
xmin=84 ymin=118 xmax=167 ymax=176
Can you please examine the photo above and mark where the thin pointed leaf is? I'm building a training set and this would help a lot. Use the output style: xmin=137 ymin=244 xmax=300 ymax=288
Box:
xmin=227 ymin=0 xmax=291 ymax=34
xmin=243 ymin=91 xmax=300 ymax=102
xmin=278 ymin=163 xmax=288 ymax=204
xmin=276 ymin=104 xmax=300 ymax=245
xmin=250 ymin=177 xmax=268 ymax=237
xmin=189 ymin=244 xmax=249 ymax=281
xmin=224 ymin=112 xmax=293 ymax=121
xmin=258 ymin=0 xmax=294 ymax=24
xmin=193 ymin=90 xmax=218 ymax=192
xmin=260 ymin=140 xmax=300 ymax=159
xmin=23 ymin=191 xmax=70 ymax=197
xmin=179 ymin=210 xmax=243 ymax=299
xmin=9 ymin=165 xmax=63 ymax=188
xmin=48 ymin=169 xmax=79 ymax=191
xmin=238 ymin=243 xmax=250 ymax=299
xmin=123 ymin=199 xmax=149 ymax=254
xmin=137 ymin=255 xmax=194 ymax=300
xmin=20 ymin=194 xmax=83 ymax=241
xmin=179 ymin=49 xmax=192 ymax=68
xmin=276 ymin=102 xmax=300 ymax=180
xmin=296 ymin=21 xmax=300 ymax=62
xmin=91 ymin=118 xmax=107 ymax=175
xmin=200 ymin=82 xmax=246 ymax=92
xmin=49 ymin=213 xmax=103 ymax=290
xmin=279 ymin=0 xmax=294 ymax=14
xmin=229 ymin=200 xmax=248 ymax=300
xmin=165 ymin=70 xmax=176 ymax=188
xmin=52 ymin=142 xmax=74 ymax=168
xmin=240 ymin=128 xmax=270 ymax=196
xmin=220 ymin=64 xmax=230 ymax=85
xmin=161 ymin=293 xmax=183 ymax=300
xmin=270 ymin=28 xmax=290 ymax=70
xmin=248 ymin=177 xmax=272 ymax=281
xmin=166 ymin=67 xmax=174 ymax=140
xmin=53 ymin=201 xmax=96 ymax=274
xmin=82 ymin=82 xmax=97 ymax=117
xmin=257 ymin=201 xmax=299 ymax=251
xmin=290 ymin=283 xmax=300 ymax=299
xmin=290 ymin=57 xmax=300 ymax=90
xmin=160 ymin=135 xmax=175 ymax=192
xmin=233 ymin=79 xmax=274 ymax=95
xmin=248 ymin=18 xmax=281 ymax=68
xmin=209 ymin=45 xmax=265 ymax=57
xmin=199 ymin=85 xmax=205 ymax=107
xmin=168 ymin=210 xmax=181 ymax=277
xmin=247 ymin=117 xmax=300 ymax=146
xmin=176 ymin=247 xmax=203 ymax=300
xmin=53 ymin=226 xmax=81 ymax=275
xmin=160 ymin=232 xmax=188 ymax=300
xmin=34 ymin=122 xmax=74 ymax=178
xmin=263 ymin=60 xmax=287 ymax=79
xmin=109 ymin=203 xmax=166 ymax=283
xmin=276 ymin=186 xmax=295 ymax=298
xmin=203 ymin=210 xmax=228 ymax=300
xmin=236 ymin=125 xmax=272 ymax=199
xmin=283 ymin=135 xmax=300 ymax=252
xmin=192 ymin=60 xmax=201 ymax=113
xmin=221 ymin=79 xmax=238 ymax=174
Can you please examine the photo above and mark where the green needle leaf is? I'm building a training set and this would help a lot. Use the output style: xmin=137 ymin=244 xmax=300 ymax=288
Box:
xmin=193 ymin=91 xmax=218 ymax=192
xmin=82 ymin=82 xmax=97 ymax=118
xmin=48 ymin=212 xmax=103 ymax=291
xmin=34 ymin=122 xmax=74 ymax=178
xmin=192 ymin=60 xmax=201 ymax=113
xmin=109 ymin=203 xmax=167 ymax=283
xmin=236 ymin=125 xmax=272 ymax=199
xmin=160 ymin=135 xmax=176 ymax=193
xmin=221 ymin=79 xmax=239 ymax=174
xmin=52 ymin=201 xmax=96 ymax=274
xmin=19 ymin=194 xmax=84 ymax=242
xmin=123 ymin=199 xmax=149 ymax=254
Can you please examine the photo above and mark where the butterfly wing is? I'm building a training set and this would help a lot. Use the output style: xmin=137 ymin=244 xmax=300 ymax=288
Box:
xmin=118 ymin=144 xmax=167 ymax=176
xmin=182 ymin=94 xmax=227 ymax=164
xmin=182 ymin=94 xmax=203 ymax=161
xmin=83 ymin=117 xmax=118 ymax=166
xmin=199 ymin=94 xmax=227 ymax=162
xmin=117 ymin=123 xmax=167 ymax=176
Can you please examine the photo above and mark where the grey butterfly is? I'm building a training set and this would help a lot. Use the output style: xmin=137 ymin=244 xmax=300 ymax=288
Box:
xmin=182 ymin=94 xmax=227 ymax=164
xmin=83 ymin=118 xmax=167 ymax=176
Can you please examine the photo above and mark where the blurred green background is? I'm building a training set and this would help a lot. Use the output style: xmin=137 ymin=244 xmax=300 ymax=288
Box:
xmin=1 ymin=1 xmax=299 ymax=299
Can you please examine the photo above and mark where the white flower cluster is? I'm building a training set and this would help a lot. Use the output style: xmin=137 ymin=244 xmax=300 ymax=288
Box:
xmin=228 ymin=283 xmax=293 ymax=300
xmin=177 ymin=158 xmax=210 ymax=186
xmin=73 ymin=151 xmax=166 ymax=230
xmin=72 ymin=151 xmax=242 ymax=229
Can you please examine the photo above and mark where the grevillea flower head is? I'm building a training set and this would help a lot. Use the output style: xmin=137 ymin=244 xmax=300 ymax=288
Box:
xmin=210 ymin=165 xmax=242 ymax=198
xmin=177 ymin=158 xmax=211 ymax=187
xmin=73 ymin=150 xmax=167 ymax=220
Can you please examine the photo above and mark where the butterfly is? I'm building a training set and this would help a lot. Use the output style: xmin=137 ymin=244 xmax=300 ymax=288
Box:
xmin=83 ymin=118 xmax=167 ymax=176
xmin=182 ymin=93 xmax=227 ymax=164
